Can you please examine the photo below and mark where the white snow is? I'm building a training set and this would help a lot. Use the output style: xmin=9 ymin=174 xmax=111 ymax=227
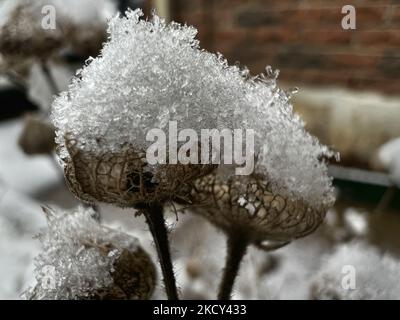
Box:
xmin=311 ymin=241 xmax=400 ymax=299
xmin=0 ymin=119 xmax=60 ymax=195
xmin=0 ymin=185 xmax=45 ymax=299
xmin=377 ymin=137 xmax=400 ymax=186
xmin=52 ymin=9 xmax=335 ymax=209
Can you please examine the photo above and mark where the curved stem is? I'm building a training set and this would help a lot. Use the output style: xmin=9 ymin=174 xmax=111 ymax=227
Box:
xmin=218 ymin=233 xmax=249 ymax=300
xmin=142 ymin=203 xmax=178 ymax=300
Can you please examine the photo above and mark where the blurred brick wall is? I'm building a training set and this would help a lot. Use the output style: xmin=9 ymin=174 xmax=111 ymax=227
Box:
xmin=170 ymin=0 xmax=400 ymax=94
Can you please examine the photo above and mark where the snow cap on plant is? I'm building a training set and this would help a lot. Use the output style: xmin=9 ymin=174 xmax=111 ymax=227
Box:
xmin=24 ymin=206 xmax=156 ymax=300
xmin=191 ymin=169 xmax=332 ymax=246
xmin=52 ymin=8 xmax=335 ymax=208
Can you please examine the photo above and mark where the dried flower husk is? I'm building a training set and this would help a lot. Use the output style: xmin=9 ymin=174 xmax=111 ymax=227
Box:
xmin=84 ymin=244 xmax=156 ymax=300
xmin=0 ymin=1 xmax=110 ymax=64
xmin=0 ymin=4 xmax=64 ymax=60
xmin=191 ymin=172 xmax=330 ymax=245
xmin=62 ymin=135 xmax=216 ymax=207
xmin=26 ymin=207 xmax=156 ymax=300
xmin=18 ymin=113 xmax=56 ymax=155
xmin=63 ymin=24 xmax=107 ymax=58
xmin=28 ymin=243 xmax=156 ymax=300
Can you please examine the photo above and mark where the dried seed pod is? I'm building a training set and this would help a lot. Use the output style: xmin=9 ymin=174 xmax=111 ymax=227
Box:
xmin=0 ymin=4 xmax=64 ymax=60
xmin=0 ymin=0 xmax=115 ymax=64
xmin=18 ymin=113 xmax=56 ymax=155
xmin=25 ymin=206 xmax=156 ymax=300
xmin=62 ymin=136 xmax=216 ymax=207
xmin=191 ymin=172 xmax=331 ymax=246
xmin=84 ymin=245 xmax=156 ymax=300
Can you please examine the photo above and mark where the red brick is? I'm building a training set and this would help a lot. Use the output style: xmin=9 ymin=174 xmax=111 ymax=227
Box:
xmin=331 ymin=54 xmax=379 ymax=68
xmin=302 ymin=30 xmax=352 ymax=45
xmin=171 ymin=0 xmax=399 ymax=95
xmin=358 ymin=30 xmax=400 ymax=47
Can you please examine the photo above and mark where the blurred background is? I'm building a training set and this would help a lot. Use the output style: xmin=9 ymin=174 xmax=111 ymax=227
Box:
xmin=0 ymin=0 xmax=399 ymax=299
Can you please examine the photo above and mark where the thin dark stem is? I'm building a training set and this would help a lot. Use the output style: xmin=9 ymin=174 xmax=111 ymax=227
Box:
xmin=41 ymin=63 xmax=59 ymax=97
xmin=218 ymin=233 xmax=249 ymax=300
xmin=142 ymin=203 xmax=178 ymax=300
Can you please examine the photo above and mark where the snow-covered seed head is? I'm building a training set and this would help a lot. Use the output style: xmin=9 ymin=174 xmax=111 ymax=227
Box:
xmin=25 ymin=206 xmax=156 ymax=300
xmin=191 ymin=172 xmax=333 ymax=246
xmin=52 ymin=9 xmax=335 ymax=210
xmin=18 ymin=113 xmax=55 ymax=155
xmin=0 ymin=2 xmax=63 ymax=59
xmin=62 ymin=136 xmax=215 ymax=207
xmin=0 ymin=0 xmax=115 ymax=61
xmin=87 ymin=246 xmax=156 ymax=300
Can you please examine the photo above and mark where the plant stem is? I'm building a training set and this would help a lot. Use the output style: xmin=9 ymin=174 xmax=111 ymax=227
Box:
xmin=218 ymin=233 xmax=248 ymax=300
xmin=41 ymin=63 xmax=59 ymax=97
xmin=142 ymin=203 xmax=178 ymax=300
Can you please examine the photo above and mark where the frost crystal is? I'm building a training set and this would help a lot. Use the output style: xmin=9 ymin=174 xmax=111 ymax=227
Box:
xmin=52 ymin=9 xmax=335 ymax=209
xmin=23 ymin=206 xmax=154 ymax=300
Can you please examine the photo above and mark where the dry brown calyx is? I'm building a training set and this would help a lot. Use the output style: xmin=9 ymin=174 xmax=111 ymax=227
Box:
xmin=18 ymin=113 xmax=56 ymax=155
xmin=191 ymin=172 xmax=329 ymax=247
xmin=62 ymin=135 xmax=216 ymax=208
xmin=83 ymin=243 xmax=156 ymax=300
xmin=191 ymin=171 xmax=332 ymax=300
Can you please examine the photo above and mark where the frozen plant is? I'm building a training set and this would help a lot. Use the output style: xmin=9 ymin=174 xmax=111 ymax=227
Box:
xmin=0 ymin=0 xmax=116 ymax=110
xmin=0 ymin=0 xmax=116 ymax=158
xmin=0 ymin=0 xmax=116 ymax=63
xmin=51 ymin=8 xmax=335 ymax=299
xmin=191 ymin=166 xmax=335 ymax=299
xmin=24 ymin=206 xmax=156 ymax=300
xmin=52 ymin=9 xmax=334 ymax=209
xmin=311 ymin=241 xmax=400 ymax=300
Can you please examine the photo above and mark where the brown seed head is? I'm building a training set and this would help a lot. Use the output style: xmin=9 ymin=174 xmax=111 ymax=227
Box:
xmin=0 ymin=5 xmax=64 ymax=60
xmin=191 ymin=172 xmax=329 ymax=245
xmin=86 ymin=244 xmax=156 ymax=300
xmin=18 ymin=113 xmax=56 ymax=155
xmin=62 ymin=135 xmax=216 ymax=207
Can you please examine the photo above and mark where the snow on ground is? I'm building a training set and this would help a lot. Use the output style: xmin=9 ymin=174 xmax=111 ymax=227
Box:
xmin=0 ymin=119 xmax=61 ymax=299
xmin=0 ymin=119 xmax=60 ymax=195
xmin=0 ymin=185 xmax=45 ymax=299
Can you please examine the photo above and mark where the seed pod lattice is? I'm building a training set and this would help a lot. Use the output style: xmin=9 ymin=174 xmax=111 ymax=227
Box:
xmin=192 ymin=173 xmax=329 ymax=245
xmin=63 ymin=136 xmax=215 ymax=207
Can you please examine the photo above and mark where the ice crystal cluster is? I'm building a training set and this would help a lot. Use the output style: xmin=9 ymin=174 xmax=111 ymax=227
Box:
xmin=52 ymin=9 xmax=335 ymax=209
xmin=24 ymin=206 xmax=155 ymax=300
xmin=311 ymin=242 xmax=400 ymax=300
